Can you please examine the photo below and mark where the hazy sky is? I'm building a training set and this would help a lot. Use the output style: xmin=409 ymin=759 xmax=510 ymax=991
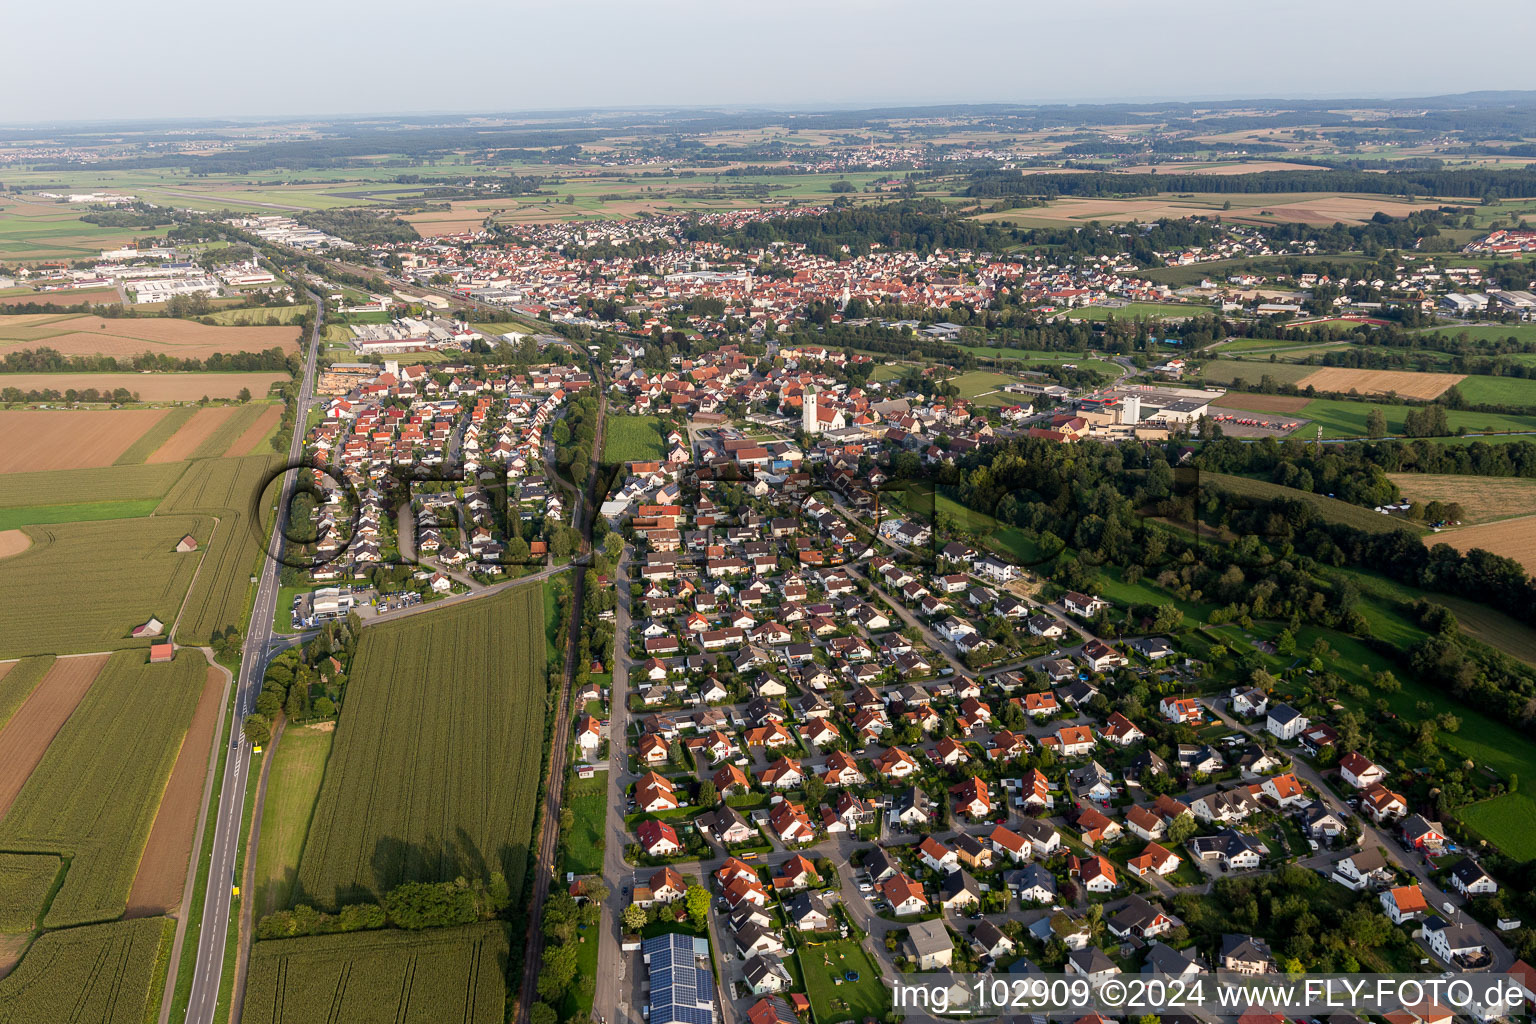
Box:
xmin=6 ymin=0 xmax=1535 ymax=124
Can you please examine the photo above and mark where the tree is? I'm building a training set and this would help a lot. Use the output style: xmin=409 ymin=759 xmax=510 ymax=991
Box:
xmin=1165 ymin=813 xmax=1196 ymax=845
xmin=622 ymin=903 xmax=647 ymax=933
xmin=242 ymin=713 xmax=271 ymax=747
xmin=1366 ymin=407 xmax=1387 ymax=439
xmin=684 ymin=885 xmax=710 ymax=927
xmin=530 ymin=1004 xmax=559 ymax=1024
xmin=237 ymin=387 xmax=252 ymax=403
xmin=697 ymin=780 xmax=717 ymax=806
xmin=537 ymin=942 xmax=578 ymax=1000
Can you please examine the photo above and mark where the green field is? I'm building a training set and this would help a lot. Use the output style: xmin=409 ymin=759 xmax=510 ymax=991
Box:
xmin=114 ymin=406 xmax=198 ymax=465
xmin=561 ymin=773 xmax=607 ymax=876
xmin=242 ymin=922 xmax=508 ymax=1024
xmin=294 ymin=586 xmax=547 ymax=908
xmin=253 ymin=724 xmax=334 ymax=918
xmin=1200 ymin=472 xmax=1418 ymax=534
xmin=602 ymin=414 xmax=668 ymax=463
xmin=1063 ymin=301 xmax=1212 ymax=321
xmin=0 ymin=853 xmax=61 ymax=933
xmin=1458 ymin=793 xmax=1536 ymax=861
xmin=797 ymin=938 xmax=888 ymax=1024
xmin=0 ymin=649 xmax=205 ymax=927
xmin=155 ymin=454 xmax=277 ymax=645
xmin=1416 ymin=323 xmax=1536 ymax=345
xmin=0 ymin=460 xmax=189 ymax=508
xmin=0 ymin=513 xmax=208 ymax=658
xmin=0 ymin=656 xmax=53 ymax=732
xmin=1200 ymin=359 xmax=1318 ymax=386
xmin=1453 ymin=374 xmax=1536 ymax=410
xmin=947 ymin=370 xmax=1018 ymax=400
xmin=1290 ymin=398 xmax=1536 ymax=439
xmin=0 ymin=498 xmax=160 ymax=530
xmin=0 ymin=917 xmax=171 ymax=1024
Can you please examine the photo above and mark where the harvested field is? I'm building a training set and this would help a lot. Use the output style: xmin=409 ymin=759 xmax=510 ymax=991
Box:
xmin=0 ymin=288 xmax=121 ymax=307
xmin=0 ymin=315 xmax=299 ymax=359
xmin=974 ymin=192 xmax=1446 ymax=228
xmin=191 ymin=403 xmax=269 ymax=459
xmin=0 ymin=408 xmax=168 ymax=472
xmin=0 ymin=532 xmax=27 ymax=559
xmin=1295 ymin=366 xmax=1465 ymax=399
xmin=1428 ymin=515 xmax=1536 ymax=574
xmin=1211 ymin=393 xmax=1312 ymax=413
xmin=146 ymin=405 xmax=237 ymax=463
xmin=114 ymin=406 xmax=196 ymax=464
xmin=0 ymin=653 xmax=108 ymax=817
xmin=1387 ymin=474 xmax=1536 ymax=525
xmin=127 ymin=663 xmax=223 ymax=917
xmin=0 ymin=371 xmax=286 ymax=402
xmin=226 ymin=403 xmax=283 ymax=455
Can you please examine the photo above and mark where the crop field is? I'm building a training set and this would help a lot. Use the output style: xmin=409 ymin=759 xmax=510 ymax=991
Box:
xmin=0 ymin=371 xmax=287 ymax=403
xmin=156 ymin=454 xmax=276 ymax=644
xmin=1294 ymin=366 xmax=1465 ymax=399
xmin=242 ymin=922 xmax=508 ymax=1024
xmin=0 ymin=516 xmax=207 ymax=658
xmin=146 ymin=405 xmax=237 ymax=463
xmin=191 ymin=403 xmax=276 ymax=458
xmin=602 ymin=414 xmax=668 ymax=463
xmin=0 ymin=854 xmax=59 ymax=933
xmin=110 ymin=406 xmax=195 ymax=464
xmin=1453 ymin=374 xmax=1536 ymax=410
xmin=0 ymin=196 xmax=161 ymax=262
xmin=0 ymin=917 xmax=170 ymax=1024
xmin=0 ymin=655 xmax=106 ymax=818
xmin=0 ymin=314 xmax=299 ymax=359
xmin=0 ymin=460 xmax=188 ymax=508
xmin=0 ymin=288 xmax=122 ymax=308
xmin=0 ymin=657 xmax=51 ymax=737
xmin=1386 ymin=474 xmax=1536 ymax=525
xmin=1427 ymin=515 xmax=1536 ymax=574
xmin=1211 ymin=393 xmax=1312 ymax=413
xmin=0 ymin=408 xmax=170 ymax=472
xmin=1458 ymin=793 xmax=1536 ymax=862
xmin=228 ymin=405 xmax=283 ymax=456
xmin=0 ymin=499 xmax=161 ymax=531
xmin=1200 ymin=472 xmax=1417 ymax=535
xmin=204 ymin=305 xmax=311 ymax=326
xmin=254 ymin=724 xmax=334 ymax=918
xmin=974 ymin=191 xmax=1445 ymax=228
xmin=0 ymin=649 xmax=205 ymax=928
xmin=295 ymin=586 xmax=546 ymax=908
xmin=1416 ymin=323 xmax=1536 ymax=345
xmin=126 ymin=664 xmax=223 ymax=916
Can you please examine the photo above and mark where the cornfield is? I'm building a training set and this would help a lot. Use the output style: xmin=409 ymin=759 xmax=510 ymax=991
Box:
xmin=295 ymin=586 xmax=548 ymax=908
xmin=0 ymin=514 xmax=209 ymax=658
xmin=0 ymin=853 xmax=60 ymax=933
xmin=156 ymin=453 xmax=277 ymax=644
xmin=243 ymin=922 xmax=507 ymax=1024
xmin=0 ymin=650 xmax=204 ymax=928
xmin=0 ymin=461 xmax=188 ymax=508
xmin=0 ymin=917 xmax=169 ymax=1024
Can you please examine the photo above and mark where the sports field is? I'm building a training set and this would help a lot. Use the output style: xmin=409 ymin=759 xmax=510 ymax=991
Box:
xmin=294 ymin=586 xmax=547 ymax=907
xmin=0 ymin=649 xmax=205 ymax=928
xmin=242 ymin=922 xmax=508 ymax=1024
xmin=1062 ymin=301 xmax=1210 ymax=321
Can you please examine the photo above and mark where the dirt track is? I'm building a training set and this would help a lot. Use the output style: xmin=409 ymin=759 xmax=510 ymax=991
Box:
xmin=126 ymin=664 xmax=223 ymax=917
xmin=0 ymin=653 xmax=108 ymax=817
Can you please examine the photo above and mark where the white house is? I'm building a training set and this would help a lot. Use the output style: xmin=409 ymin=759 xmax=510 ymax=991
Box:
xmin=1266 ymin=703 xmax=1309 ymax=741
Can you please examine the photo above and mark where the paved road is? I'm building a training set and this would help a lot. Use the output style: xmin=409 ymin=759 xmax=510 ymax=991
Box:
xmin=182 ymin=293 xmax=325 ymax=1024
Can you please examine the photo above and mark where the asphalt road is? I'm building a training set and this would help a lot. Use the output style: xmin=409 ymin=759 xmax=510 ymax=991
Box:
xmin=182 ymin=294 xmax=324 ymax=1024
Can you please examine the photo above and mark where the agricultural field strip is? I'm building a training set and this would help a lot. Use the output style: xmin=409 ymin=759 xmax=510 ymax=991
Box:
xmin=0 ymin=917 xmax=170 ymax=1024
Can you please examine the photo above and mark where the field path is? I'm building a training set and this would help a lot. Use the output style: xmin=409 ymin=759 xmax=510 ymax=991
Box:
xmin=127 ymin=663 xmax=226 ymax=916
xmin=0 ymin=652 xmax=109 ymax=817
xmin=170 ymin=515 xmax=221 ymax=643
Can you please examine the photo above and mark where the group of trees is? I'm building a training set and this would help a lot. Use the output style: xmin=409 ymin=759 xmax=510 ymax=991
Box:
xmin=255 ymin=874 xmax=511 ymax=940
xmin=967 ymin=166 xmax=1536 ymax=200
xmin=295 ymin=208 xmax=421 ymax=246
xmin=0 ymin=345 xmax=295 ymax=375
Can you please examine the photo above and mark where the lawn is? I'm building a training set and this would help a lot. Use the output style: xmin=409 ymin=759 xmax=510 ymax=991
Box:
xmin=1452 ymin=374 xmax=1536 ymax=411
xmin=1457 ymin=793 xmax=1536 ymax=862
xmin=253 ymin=724 xmax=334 ymax=918
xmin=948 ymin=370 xmax=1018 ymax=399
xmin=1063 ymin=301 xmax=1213 ymax=321
xmin=1094 ymin=564 xmax=1216 ymax=630
xmin=602 ymin=414 xmax=668 ymax=463
xmin=797 ymin=937 xmax=888 ymax=1024
xmin=295 ymin=586 xmax=547 ymax=908
xmin=562 ymin=773 xmax=608 ymax=876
